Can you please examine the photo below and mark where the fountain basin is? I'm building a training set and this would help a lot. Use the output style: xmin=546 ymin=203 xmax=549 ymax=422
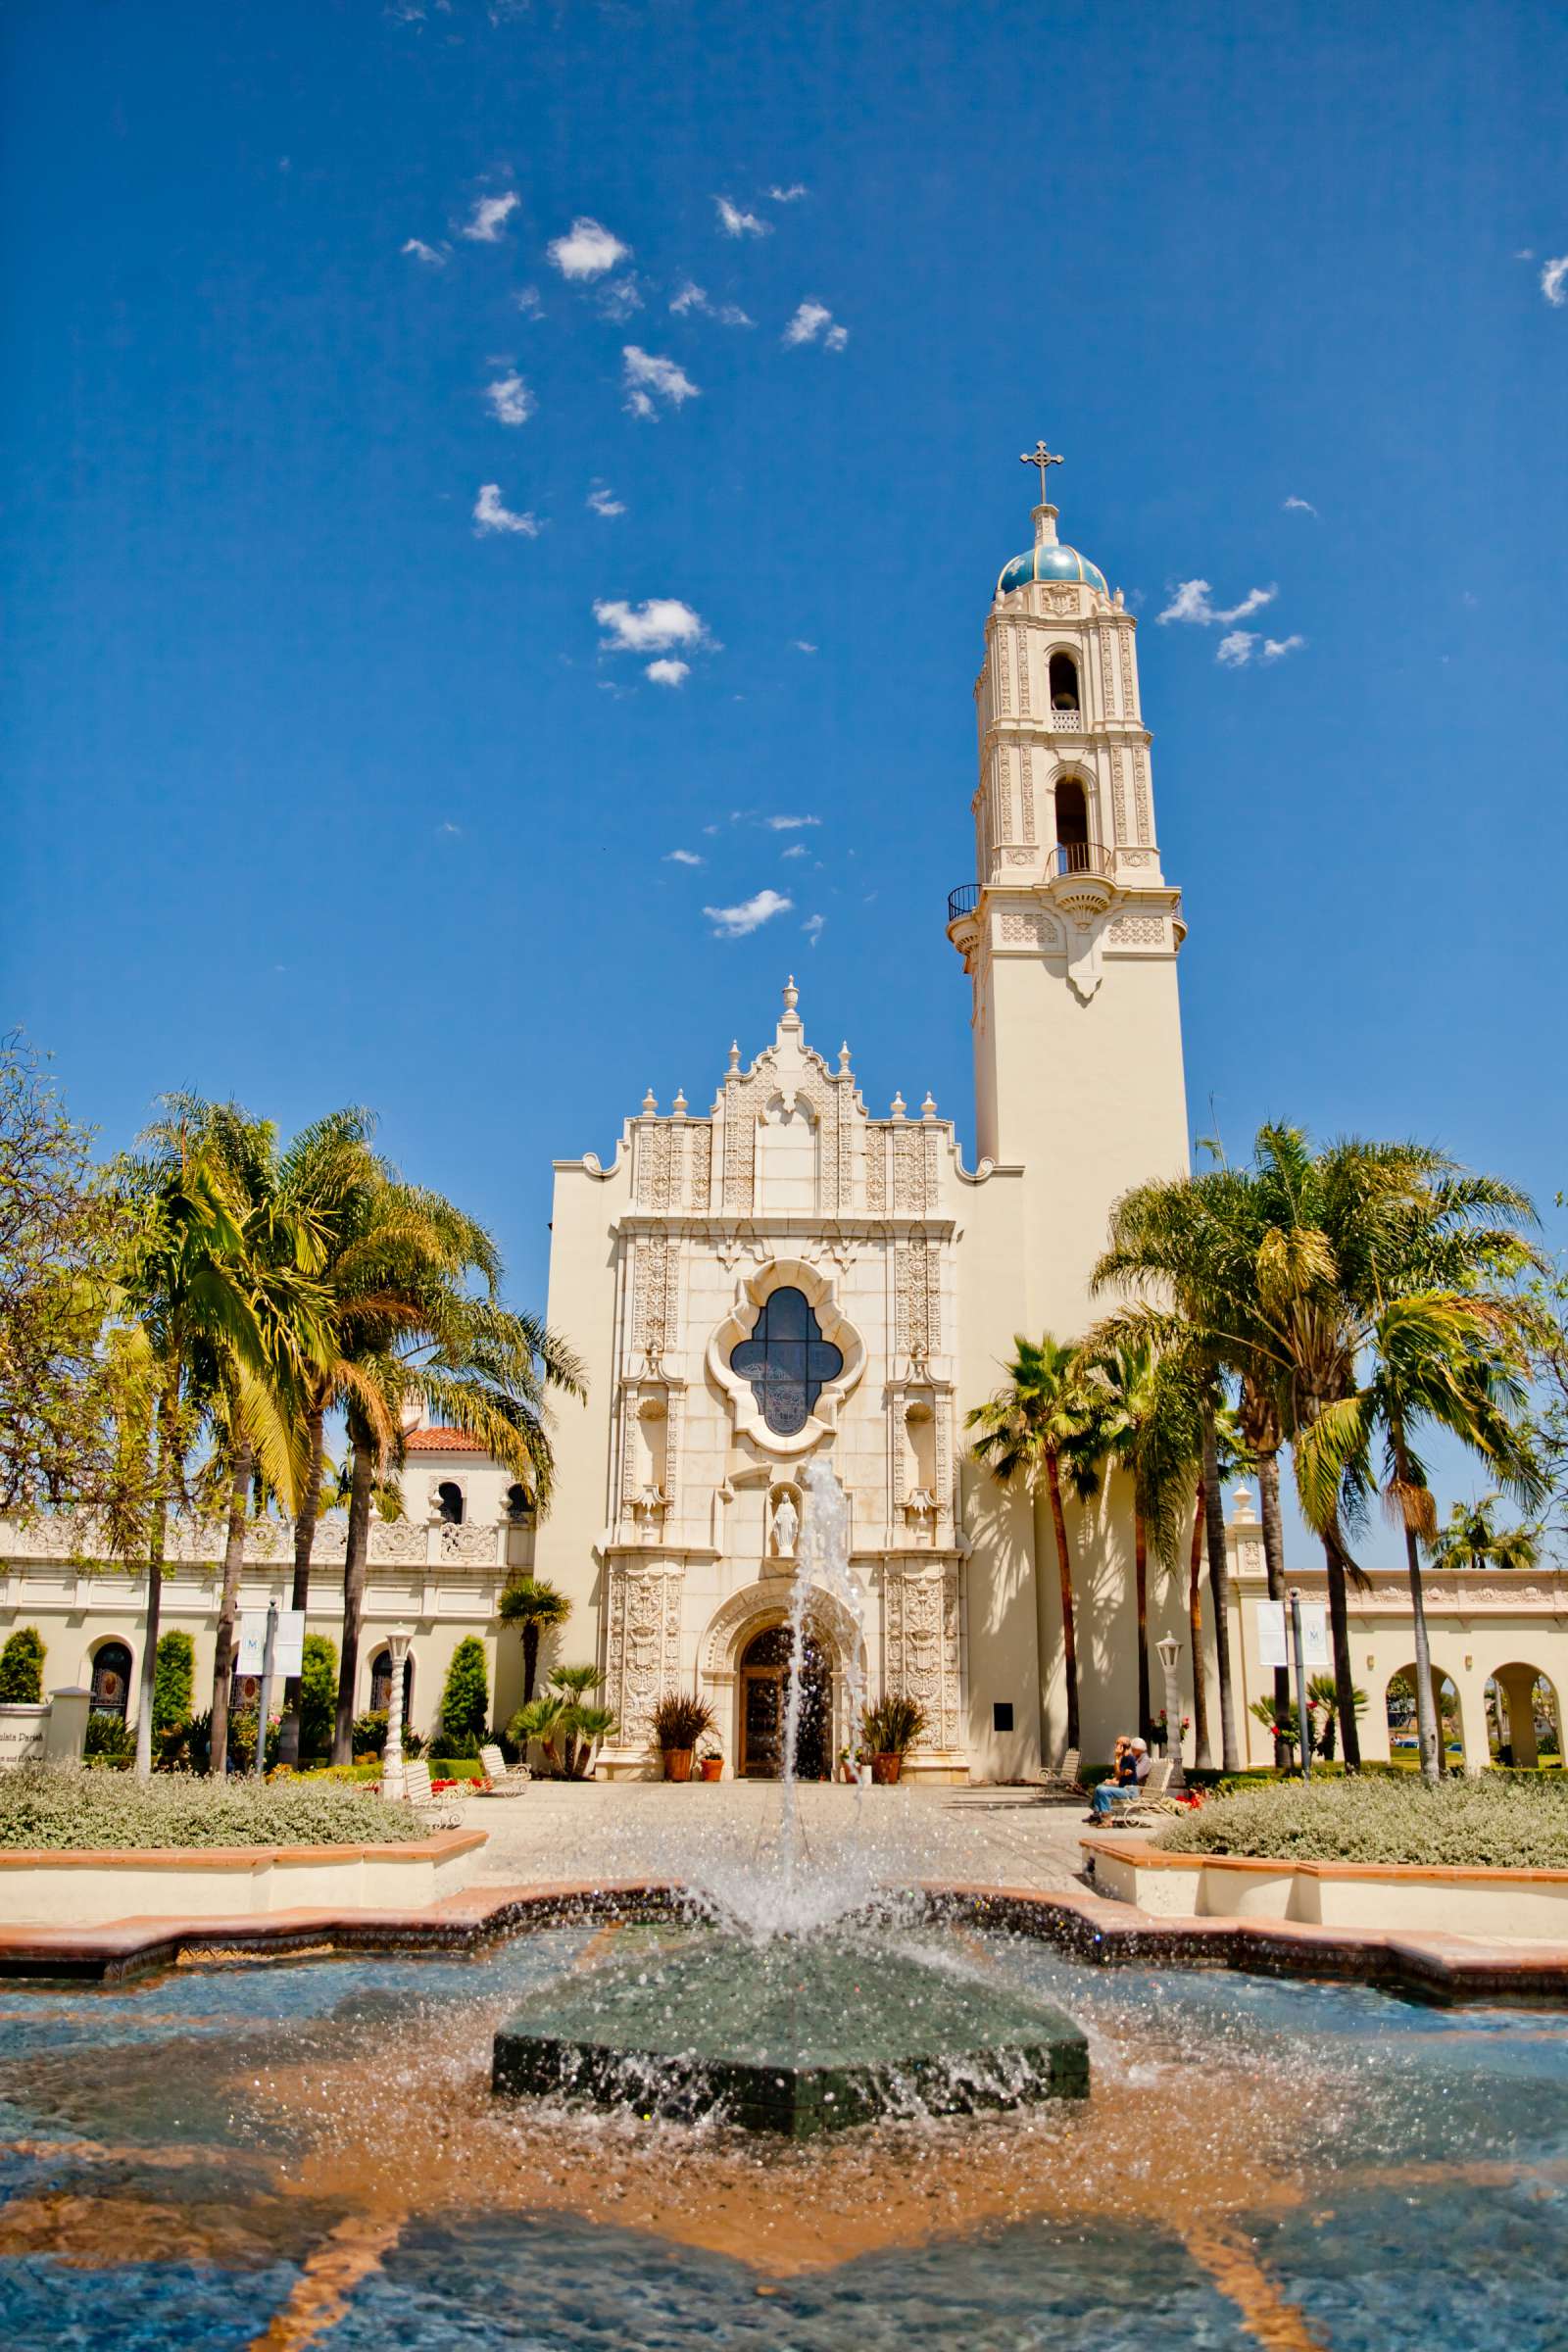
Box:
xmin=491 ymin=1928 xmax=1089 ymax=2134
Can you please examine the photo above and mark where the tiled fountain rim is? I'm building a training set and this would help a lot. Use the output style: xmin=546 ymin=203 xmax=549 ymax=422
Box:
xmin=4 ymin=1874 xmax=1568 ymax=2002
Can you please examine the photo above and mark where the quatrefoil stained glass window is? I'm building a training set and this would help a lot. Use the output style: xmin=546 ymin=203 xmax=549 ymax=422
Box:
xmin=730 ymin=1286 xmax=844 ymax=1438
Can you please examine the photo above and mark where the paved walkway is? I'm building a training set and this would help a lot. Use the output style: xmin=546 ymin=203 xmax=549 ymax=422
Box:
xmin=453 ymin=1779 xmax=1092 ymax=1898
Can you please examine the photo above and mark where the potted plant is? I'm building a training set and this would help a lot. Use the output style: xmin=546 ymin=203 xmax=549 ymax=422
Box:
xmin=698 ymin=1746 xmax=723 ymax=1783
xmin=652 ymin=1690 xmax=715 ymax=1782
xmin=860 ymin=1692 xmax=927 ymax=1785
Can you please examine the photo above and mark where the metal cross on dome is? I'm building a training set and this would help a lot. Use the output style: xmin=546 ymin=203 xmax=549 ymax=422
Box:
xmin=730 ymin=1286 xmax=844 ymax=1439
xmin=1021 ymin=440 xmax=1063 ymax=501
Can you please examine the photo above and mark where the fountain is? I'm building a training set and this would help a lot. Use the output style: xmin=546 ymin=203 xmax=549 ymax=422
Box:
xmin=492 ymin=1460 xmax=1089 ymax=2132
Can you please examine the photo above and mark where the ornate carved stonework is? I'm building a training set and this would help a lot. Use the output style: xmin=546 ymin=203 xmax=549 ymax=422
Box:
xmin=689 ymin=1124 xmax=711 ymax=1210
xmin=1098 ymin=626 xmax=1117 ymax=719
xmin=863 ymin=1128 xmax=887 ymax=1213
xmin=1015 ymin=626 xmax=1030 ymax=716
xmin=994 ymin=624 xmax=1011 ymax=716
xmin=1107 ymin=915 xmax=1166 ymax=946
xmin=604 ymin=1562 xmax=685 ymax=1747
xmin=632 ymin=1235 xmax=674 ymax=1362
xmin=895 ymin=1238 xmax=941 ymax=1357
xmin=369 ymin=1520 xmax=429 ymax=1566
xmin=1020 ymin=745 xmax=1036 ymax=843
xmin=1133 ymin=746 xmax=1152 ymax=845
xmin=1109 ymin=747 xmax=1129 ymax=844
xmin=884 ymin=1565 xmax=961 ymax=1752
xmin=1118 ymin=625 xmax=1138 ymax=721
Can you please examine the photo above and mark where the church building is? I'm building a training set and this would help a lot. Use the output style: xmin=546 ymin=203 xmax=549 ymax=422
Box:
xmin=535 ymin=453 xmax=1192 ymax=1779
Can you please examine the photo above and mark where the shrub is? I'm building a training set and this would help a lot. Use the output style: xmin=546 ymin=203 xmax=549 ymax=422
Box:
xmin=1153 ymin=1774 xmax=1568 ymax=1871
xmin=84 ymin=1712 xmax=135 ymax=1766
xmin=299 ymin=1634 xmax=339 ymax=1761
xmin=350 ymin=1710 xmax=423 ymax=1759
xmin=439 ymin=1638 xmax=490 ymax=1751
xmin=153 ymin=1630 xmax=195 ymax=1733
xmin=862 ymin=1693 xmax=927 ymax=1757
xmin=0 ymin=1626 xmax=46 ymax=1704
xmin=652 ymin=1691 xmax=714 ymax=1750
xmin=0 ymin=1761 xmax=441 ymax=1849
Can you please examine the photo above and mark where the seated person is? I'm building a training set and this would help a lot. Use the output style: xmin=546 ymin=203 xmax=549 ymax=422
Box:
xmin=1087 ymin=1737 xmax=1151 ymax=1819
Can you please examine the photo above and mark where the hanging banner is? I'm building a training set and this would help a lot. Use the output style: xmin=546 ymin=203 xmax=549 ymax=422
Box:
xmin=237 ymin=1609 xmax=306 ymax=1678
xmin=1255 ymin=1600 xmax=1288 ymax=1669
xmin=1255 ymin=1599 xmax=1330 ymax=1672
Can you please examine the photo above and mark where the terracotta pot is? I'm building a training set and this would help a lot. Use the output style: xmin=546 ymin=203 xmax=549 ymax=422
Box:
xmin=662 ymin=1747 xmax=694 ymax=1783
xmin=699 ymin=1757 xmax=723 ymax=1782
xmin=870 ymin=1752 xmax=904 ymax=1786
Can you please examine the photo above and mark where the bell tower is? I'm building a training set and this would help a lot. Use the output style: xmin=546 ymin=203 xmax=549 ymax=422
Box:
xmin=947 ymin=444 xmax=1190 ymax=1332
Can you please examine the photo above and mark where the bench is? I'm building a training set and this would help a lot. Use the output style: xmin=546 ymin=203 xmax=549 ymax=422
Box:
xmin=476 ymin=1741 xmax=532 ymax=1796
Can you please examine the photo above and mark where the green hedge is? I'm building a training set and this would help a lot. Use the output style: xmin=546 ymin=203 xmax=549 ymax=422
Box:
xmin=0 ymin=1763 xmax=441 ymax=1850
xmin=1154 ymin=1774 xmax=1568 ymax=1870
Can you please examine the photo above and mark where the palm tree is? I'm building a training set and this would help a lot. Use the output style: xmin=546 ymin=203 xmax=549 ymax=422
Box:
xmin=1094 ymin=1165 xmax=1281 ymax=1775
xmin=1081 ymin=1340 xmax=1200 ymax=1747
xmin=1431 ymin=1494 xmax=1541 ymax=1577
xmin=547 ymin=1664 xmax=614 ymax=1778
xmin=323 ymin=1181 xmax=586 ymax=1766
xmin=499 ymin=1576 xmax=573 ymax=1705
xmin=114 ymin=1101 xmax=319 ymax=1779
xmin=966 ymin=1336 xmax=1106 ymax=1756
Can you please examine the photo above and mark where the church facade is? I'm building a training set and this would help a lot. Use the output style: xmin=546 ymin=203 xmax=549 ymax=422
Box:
xmin=535 ymin=467 xmax=1193 ymax=1779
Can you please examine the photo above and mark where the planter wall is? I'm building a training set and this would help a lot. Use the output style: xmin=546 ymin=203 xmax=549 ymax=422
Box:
xmin=0 ymin=1828 xmax=486 ymax=1928
xmin=1083 ymin=1834 xmax=1568 ymax=1941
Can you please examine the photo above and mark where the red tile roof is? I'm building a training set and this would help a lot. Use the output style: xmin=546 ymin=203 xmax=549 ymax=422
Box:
xmin=403 ymin=1427 xmax=490 ymax=1453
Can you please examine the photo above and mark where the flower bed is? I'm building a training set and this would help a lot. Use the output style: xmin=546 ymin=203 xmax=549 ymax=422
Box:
xmin=0 ymin=1762 xmax=430 ymax=1851
xmin=1152 ymin=1775 xmax=1568 ymax=1870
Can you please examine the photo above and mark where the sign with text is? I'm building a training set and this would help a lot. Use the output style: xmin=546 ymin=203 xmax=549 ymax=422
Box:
xmin=1256 ymin=1600 xmax=1330 ymax=1672
xmin=237 ymin=1609 xmax=306 ymax=1678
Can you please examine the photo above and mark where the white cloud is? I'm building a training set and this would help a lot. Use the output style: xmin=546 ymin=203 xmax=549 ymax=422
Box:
xmin=1262 ymin=634 xmax=1306 ymax=661
xmin=1158 ymin=578 xmax=1278 ymax=625
xmin=621 ymin=345 xmax=700 ymax=417
xmin=1516 ymin=247 xmax=1536 ymax=261
xmin=705 ymin=888 xmax=792 ymax=938
xmin=1543 ymin=256 xmax=1568 ymax=307
xmin=514 ymin=285 xmax=544 ymax=318
xmin=1283 ymin=495 xmax=1317 ymax=516
xmin=1215 ymin=632 xmax=1255 ymax=666
xmin=793 ymin=639 xmax=818 ymax=653
xmin=547 ymin=216 xmax=629 ymax=278
xmin=767 ymin=183 xmax=808 ymax=202
xmin=587 ymin=484 xmax=625 ymax=517
xmin=594 ymin=598 xmax=708 ymax=654
xmin=472 ymin=482 xmax=540 ymax=537
xmin=765 ymin=813 xmax=820 ymax=830
xmin=668 ymin=281 xmax=752 ymax=326
xmin=646 ymin=658 xmax=690 ymax=687
xmin=596 ymin=273 xmax=643 ymax=320
xmin=665 ymin=849 xmax=704 ymax=865
xmin=402 ymin=237 xmax=448 ymax=266
xmin=463 ymin=192 xmax=519 ymax=244
xmin=484 ymin=370 xmax=534 ymax=425
xmin=715 ymin=195 xmax=770 ymax=238
xmin=780 ymin=843 xmax=808 ymax=860
xmin=802 ymin=913 xmax=825 ymax=946
xmin=783 ymin=299 xmax=849 ymax=349
xmin=435 ymin=820 xmax=463 ymax=837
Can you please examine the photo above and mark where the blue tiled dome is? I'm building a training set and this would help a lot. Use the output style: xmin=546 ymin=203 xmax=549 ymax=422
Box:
xmin=997 ymin=542 xmax=1108 ymax=597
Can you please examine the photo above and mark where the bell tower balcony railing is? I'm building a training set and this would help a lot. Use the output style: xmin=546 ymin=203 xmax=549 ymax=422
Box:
xmin=1044 ymin=842 xmax=1112 ymax=881
xmin=947 ymin=883 xmax=982 ymax=924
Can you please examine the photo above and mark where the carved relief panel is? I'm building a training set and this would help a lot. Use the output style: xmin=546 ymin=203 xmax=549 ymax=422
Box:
xmin=884 ymin=1565 xmax=962 ymax=1753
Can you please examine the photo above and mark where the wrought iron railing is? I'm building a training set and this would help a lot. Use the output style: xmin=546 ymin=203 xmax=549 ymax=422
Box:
xmin=1044 ymin=843 xmax=1113 ymax=881
xmin=947 ymin=883 xmax=981 ymax=923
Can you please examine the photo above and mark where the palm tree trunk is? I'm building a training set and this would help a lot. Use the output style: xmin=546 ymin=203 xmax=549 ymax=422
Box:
xmin=1187 ymin=1476 xmax=1211 ymax=1769
xmin=1200 ymin=1403 xmax=1240 ymax=1772
xmin=276 ymin=1401 xmax=325 ymax=1768
xmin=1134 ymin=1509 xmax=1152 ymax=1745
xmin=1322 ymin=1525 xmax=1362 ymax=1772
xmin=1255 ymin=1448 xmax=1294 ymax=1772
xmin=523 ymin=1625 xmax=540 ymax=1705
xmin=331 ymin=1436 xmax=375 ymax=1767
xmin=135 ymin=1363 xmax=180 ymax=1781
xmin=1045 ymin=1453 xmax=1081 ymax=1755
xmin=1393 ymin=1433 xmax=1442 ymax=1786
xmin=209 ymin=1442 xmax=252 ymax=1777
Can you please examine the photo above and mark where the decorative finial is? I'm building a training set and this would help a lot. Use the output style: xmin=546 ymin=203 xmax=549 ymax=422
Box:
xmin=838 ymin=1041 xmax=852 ymax=1074
xmin=727 ymin=1040 xmax=741 ymax=1073
xmin=890 ymin=1090 xmax=907 ymax=1120
xmin=672 ymin=1087 xmax=688 ymax=1115
xmin=920 ymin=1091 xmax=937 ymax=1120
xmin=1021 ymin=439 xmax=1063 ymax=504
xmin=641 ymin=1087 xmax=657 ymax=1115
xmin=782 ymin=974 xmax=799 ymax=1012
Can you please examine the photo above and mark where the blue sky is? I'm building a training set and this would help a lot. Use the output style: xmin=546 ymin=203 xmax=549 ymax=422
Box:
xmin=5 ymin=1 xmax=1566 ymax=1542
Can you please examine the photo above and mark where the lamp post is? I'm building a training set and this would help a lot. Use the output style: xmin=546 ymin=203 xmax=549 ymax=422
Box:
xmin=1154 ymin=1634 xmax=1186 ymax=1792
xmin=383 ymin=1628 xmax=412 ymax=1797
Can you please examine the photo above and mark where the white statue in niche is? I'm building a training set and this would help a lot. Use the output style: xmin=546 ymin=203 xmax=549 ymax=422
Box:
xmin=769 ymin=1489 xmax=800 ymax=1559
